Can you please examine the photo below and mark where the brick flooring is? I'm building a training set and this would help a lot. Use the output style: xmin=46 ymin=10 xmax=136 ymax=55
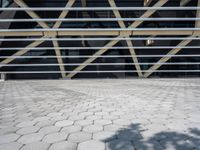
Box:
xmin=0 ymin=79 xmax=200 ymax=150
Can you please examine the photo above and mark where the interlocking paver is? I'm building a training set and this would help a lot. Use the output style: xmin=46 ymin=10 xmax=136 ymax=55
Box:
xmin=93 ymin=131 xmax=116 ymax=141
xmin=35 ymin=120 xmax=55 ymax=128
xmin=77 ymin=140 xmax=105 ymax=150
xmin=94 ymin=119 xmax=112 ymax=126
xmin=39 ymin=126 xmax=60 ymax=135
xmin=83 ymin=125 xmax=103 ymax=133
xmin=55 ymin=120 xmax=74 ymax=127
xmin=68 ymin=132 xmax=92 ymax=143
xmin=0 ymin=133 xmax=20 ymax=144
xmin=17 ymin=133 xmax=44 ymax=144
xmin=75 ymin=119 xmax=93 ymax=126
xmin=20 ymin=142 xmax=50 ymax=150
xmin=16 ymin=126 xmax=40 ymax=135
xmin=16 ymin=121 xmax=36 ymax=128
xmin=0 ymin=127 xmax=19 ymax=135
xmin=42 ymin=132 xmax=68 ymax=143
xmin=49 ymin=141 xmax=77 ymax=150
xmin=0 ymin=79 xmax=200 ymax=149
xmin=106 ymin=139 xmax=134 ymax=150
xmin=86 ymin=115 xmax=102 ymax=120
xmin=61 ymin=125 xmax=82 ymax=133
xmin=113 ymin=119 xmax=132 ymax=126
xmin=104 ymin=124 xmax=124 ymax=132
xmin=0 ymin=142 xmax=22 ymax=150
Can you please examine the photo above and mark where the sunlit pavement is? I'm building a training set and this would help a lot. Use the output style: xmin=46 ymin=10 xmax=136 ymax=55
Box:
xmin=0 ymin=79 xmax=200 ymax=150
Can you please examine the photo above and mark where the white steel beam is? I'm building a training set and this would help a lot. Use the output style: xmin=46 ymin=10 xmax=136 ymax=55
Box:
xmin=51 ymin=0 xmax=76 ymax=77
xmin=144 ymin=0 xmax=153 ymax=7
xmin=0 ymin=29 xmax=194 ymax=37
xmin=108 ymin=0 xmax=142 ymax=77
xmin=180 ymin=0 xmax=191 ymax=6
xmin=13 ymin=0 xmax=49 ymax=28
xmin=52 ymin=40 xmax=66 ymax=78
xmin=0 ymin=39 xmax=44 ymax=65
xmin=2 ymin=0 xmax=76 ymax=77
xmin=143 ymin=39 xmax=193 ymax=77
xmin=66 ymin=0 xmax=168 ymax=78
xmin=53 ymin=0 xmax=76 ymax=28
xmin=143 ymin=0 xmax=200 ymax=77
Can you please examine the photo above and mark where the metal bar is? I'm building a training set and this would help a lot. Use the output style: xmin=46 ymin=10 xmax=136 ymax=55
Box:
xmin=1 ymin=55 xmax=200 ymax=59
xmin=1 ymin=70 xmax=200 ymax=74
xmin=53 ymin=0 xmax=76 ymax=28
xmin=180 ymin=0 xmax=191 ymax=6
xmin=1 ymin=18 xmax=200 ymax=22
xmin=52 ymin=40 xmax=66 ymax=78
xmin=13 ymin=0 xmax=49 ymax=28
xmin=108 ymin=0 xmax=142 ymax=77
xmin=143 ymin=0 xmax=200 ymax=78
xmin=51 ymin=0 xmax=76 ymax=77
xmin=66 ymin=0 xmax=169 ymax=78
xmin=1 ymin=7 xmax=200 ymax=11
xmin=0 ymin=28 xmax=200 ymax=31
xmin=1 ymin=46 xmax=200 ymax=50
xmin=0 ymin=37 xmax=200 ymax=42
xmin=0 ymin=39 xmax=45 ymax=65
xmin=1 ymin=62 xmax=200 ymax=67
xmin=0 ymin=30 xmax=193 ymax=36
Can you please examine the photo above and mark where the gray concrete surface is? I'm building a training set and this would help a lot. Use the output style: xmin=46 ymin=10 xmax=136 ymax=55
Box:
xmin=0 ymin=79 xmax=200 ymax=150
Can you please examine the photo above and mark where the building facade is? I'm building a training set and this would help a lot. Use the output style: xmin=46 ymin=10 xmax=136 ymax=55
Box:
xmin=0 ymin=0 xmax=200 ymax=79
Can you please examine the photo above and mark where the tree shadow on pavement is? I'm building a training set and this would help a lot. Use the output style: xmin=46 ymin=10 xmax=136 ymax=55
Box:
xmin=104 ymin=123 xmax=200 ymax=150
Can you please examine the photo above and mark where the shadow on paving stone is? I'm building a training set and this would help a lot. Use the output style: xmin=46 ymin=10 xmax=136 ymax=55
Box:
xmin=104 ymin=124 xmax=200 ymax=150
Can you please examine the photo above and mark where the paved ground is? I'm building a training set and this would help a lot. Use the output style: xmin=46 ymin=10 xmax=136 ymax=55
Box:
xmin=0 ymin=79 xmax=200 ymax=150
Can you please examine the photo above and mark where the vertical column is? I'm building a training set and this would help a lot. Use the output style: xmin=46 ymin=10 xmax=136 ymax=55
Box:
xmin=0 ymin=73 xmax=6 ymax=81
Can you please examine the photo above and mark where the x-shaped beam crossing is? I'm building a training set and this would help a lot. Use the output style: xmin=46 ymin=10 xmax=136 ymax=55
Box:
xmin=0 ymin=0 xmax=76 ymax=78
xmin=2 ymin=0 xmax=199 ymax=78
xmin=108 ymin=0 xmax=142 ymax=77
xmin=143 ymin=0 xmax=200 ymax=77
xmin=66 ymin=0 xmax=168 ymax=78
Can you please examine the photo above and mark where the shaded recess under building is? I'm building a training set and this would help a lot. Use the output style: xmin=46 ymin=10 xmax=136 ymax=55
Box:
xmin=0 ymin=0 xmax=200 ymax=79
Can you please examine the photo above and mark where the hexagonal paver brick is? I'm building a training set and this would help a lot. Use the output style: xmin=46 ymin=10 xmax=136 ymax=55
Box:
xmin=42 ymin=132 xmax=68 ymax=143
xmin=113 ymin=119 xmax=132 ymax=126
xmin=93 ymin=131 xmax=116 ymax=141
xmin=47 ymin=113 xmax=63 ymax=117
xmin=0 ymin=133 xmax=20 ymax=144
xmin=95 ymin=112 xmax=109 ymax=116
xmin=55 ymin=120 xmax=74 ymax=127
xmin=0 ymin=142 xmax=22 ymax=150
xmin=20 ymin=142 xmax=50 ymax=150
xmin=61 ymin=125 xmax=82 ymax=133
xmin=75 ymin=119 xmax=93 ymax=126
xmin=39 ymin=126 xmax=60 ymax=135
xmin=77 ymin=140 xmax=105 ymax=150
xmin=33 ymin=116 xmax=50 ymax=122
xmin=49 ymin=141 xmax=77 ymax=150
xmin=16 ymin=121 xmax=36 ymax=128
xmin=68 ymin=132 xmax=92 ymax=143
xmin=86 ymin=115 xmax=102 ymax=120
xmin=117 ymin=130 xmax=142 ymax=141
xmin=0 ymin=127 xmax=19 ymax=135
xmin=68 ymin=115 xmax=85 ymax=121
xmin=103 ymin=115 xmax=119 ymax=120
xmin=83 ymin=125 xmax=103 ymax=133
xmin=51 ymin=116 xmax=67 ymax=121
xmin=36 ymin=120 xmax=55 ymax=128
xmin=94 ymin=119 xmax=112 ymax=126
xmin=16 ymin=126 xmax=40 ymax=135
xmin=79 ymin=112 xmax=93 ymax=117
xmin=106 ymin=139 xmax=134 ymax=150
xmin=18 ymin=133 xmax=44 ymax=144
xmin=104 ymin=124 xmax=124 ymax=132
